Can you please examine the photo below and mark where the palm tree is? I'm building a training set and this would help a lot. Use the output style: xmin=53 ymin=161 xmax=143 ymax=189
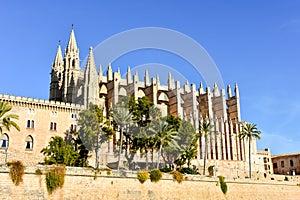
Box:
xmin=239 ymin=123 xmax=261 ymax=179
xmin=0 ymin=101 xmax=20 ymax=134
xmin=152 ymin=119 xmax=178 ymax=169
xmin=193 ymin=121 xmax=213 ymax=175
xmin=182 ymin=144 xmax=198 ymax=168
xmin=110 ymin=103 xmax=132 ymax=171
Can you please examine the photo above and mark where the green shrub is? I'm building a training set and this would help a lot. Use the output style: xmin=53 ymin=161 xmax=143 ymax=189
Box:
xmin=179 ymin=167 xmax=197 ymax=174
xmin=218 ymin=176 xmax=228 ymax=195
xmin=220 ymin=181 xmax=228 ymax=194
xmin=149 ymin=169 xmax=162 ymax=183
xmin=160 ymin=167 xmax=172 ymax=173
xmin=208 ymin=165 xmax=214 ymax=176
xmin=137 ymin=171 xmax=149 ymax=184
xmin=284 ymin=176 xmax=289 ymax=181
xmin=35 ymin=169 xmax=43 ymax=175
xmin=7 ymin=161 xmax=24 ymax=186
xmin=45 ymin=165 xmax=66 ymax=194
xmin=218 ymin=175 xmax=225 ymax=182
xmin=172 ymin=171 xmax=184 ymax=183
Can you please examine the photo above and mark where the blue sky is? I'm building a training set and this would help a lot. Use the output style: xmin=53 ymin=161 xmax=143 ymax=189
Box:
xmin=1 ymin=1 xmax=300 ymax=155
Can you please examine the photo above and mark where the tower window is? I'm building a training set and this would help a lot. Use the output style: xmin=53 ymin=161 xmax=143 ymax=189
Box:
xmin=72 ymin=59 xmax=75 ymax=67
xmin=25 ymin=135 xmax=33 ymax=150
xmin=0 ymin=133 xmax=9 ymax=148
xmin=50 ymin=122 xmax=57 ymax=131
xmin=70 ymin=124 xmax=77 ymax=132
xmin=27 ymin=120 xmax=35 ymax=129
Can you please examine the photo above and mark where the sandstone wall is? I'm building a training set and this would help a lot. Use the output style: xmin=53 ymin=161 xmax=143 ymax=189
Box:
xmin=0 ymin=166 xmax=299 ymax=200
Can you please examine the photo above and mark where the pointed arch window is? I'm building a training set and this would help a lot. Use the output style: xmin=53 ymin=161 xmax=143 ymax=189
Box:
xmin=25 ymin=135 xmax=33 ymax=150
xmin=72 ymin=59 xmax=75 ymax=67
xmin=0 ymin=133 xmax=9 ymax=148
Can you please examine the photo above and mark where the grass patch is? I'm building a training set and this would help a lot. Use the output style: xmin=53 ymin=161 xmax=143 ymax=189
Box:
xmin=149 ymin=169 xmax=162 ymax=183
xmin=172 ymin=171 xmax=183 ymax=183
xmin=137 ymin=171 xmax=149 ymax=184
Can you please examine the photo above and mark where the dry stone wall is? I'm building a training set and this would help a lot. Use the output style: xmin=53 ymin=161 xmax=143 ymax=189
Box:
xmin=0 ymin=166 xmax=299 ymax=200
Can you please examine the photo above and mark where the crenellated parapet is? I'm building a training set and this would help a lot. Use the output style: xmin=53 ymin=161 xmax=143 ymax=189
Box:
xmin=0 ymin=93 xmax=84 ymax=112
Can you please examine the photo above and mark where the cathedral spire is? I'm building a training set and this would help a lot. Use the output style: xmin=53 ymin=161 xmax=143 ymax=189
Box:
xmin=213 ymin=82 xmax=220 ymax=97
xmin=84 ymin=47 xmax=99 ymax=107
xmin=85 ymin=47 xmax=97 ymax=75
xmin=199 ymin=82 xmax=205 ymax=94
xmin=145 ymin=69 xmax=150 ymax=86
xmin=227 ymin=84 xmax=232 ymax=98
xmin=52 ymin=43 xmax=63 ymax=68
xmin=66 ymin=27 xmax=78 ymax=54
xmin=49 ymin=42 xmax=64 ymax=101
xmin=234 ymin=83 xmax=239 ymax=98
xmin=127 ymin=66 xmax=132 ymax=84
xmin=107 ymin=63 xmax=113 ymax=81
xmin=98 ymin=64 xmax=103 ymax=79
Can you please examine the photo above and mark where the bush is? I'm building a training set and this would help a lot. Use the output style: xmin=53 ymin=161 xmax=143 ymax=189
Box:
xmin=218 ymin=176 xmax=228 ymax=195
xmin=45 ymin=165 xmax=66 ymax=194
xmin=137 ymin=171 xmax=149 ymax=184
xmin=218 ymin=175 xmax=225 ymax=182
xmin=149 ymin=169 xmax=162 ymax=183
xmin=35 ymin=169 xmax=43 ymax=175
xmin=7 ymin=161 xmax=24 ymax=186
xmin=160 ymin=167 xmax=172 ymax=173
xmin=284 ymin=176 xmax=289 ymax=181
xmin=179 ymin=167 xmax=197 ymax=174
xmin=220 ymin=181 xmax=228 ymax=194
xmin=172 ymin=171 xmax=183 ymax=183
xmin=208 ymin=165 xmax=214 ymax=176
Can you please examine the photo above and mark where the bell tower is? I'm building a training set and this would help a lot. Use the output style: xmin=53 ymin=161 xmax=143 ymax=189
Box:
xmin=50 ymin=26 xmax=84 ymax=104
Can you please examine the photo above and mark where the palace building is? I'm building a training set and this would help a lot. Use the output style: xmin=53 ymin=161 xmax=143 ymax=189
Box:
xmin=0 ymin=28 xmax=269 ymax=178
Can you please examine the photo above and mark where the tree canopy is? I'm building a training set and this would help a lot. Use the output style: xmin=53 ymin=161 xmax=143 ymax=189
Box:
xmin=41 ymin=136 xmax=79 ymax=166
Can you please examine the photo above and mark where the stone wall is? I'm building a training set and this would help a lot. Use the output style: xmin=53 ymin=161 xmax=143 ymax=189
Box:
xmin=0 ymin=166 xmax=300 ymax=200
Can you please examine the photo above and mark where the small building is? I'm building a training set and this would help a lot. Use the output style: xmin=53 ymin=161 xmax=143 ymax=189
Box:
xmin=272 ymin=152 xmax=300 ymax=175
xmin=255 ymin=148 xmax=273 ymax=175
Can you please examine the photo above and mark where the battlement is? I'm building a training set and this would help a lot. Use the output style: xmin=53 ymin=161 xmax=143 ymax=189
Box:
xmin=0 ymin=93 xmax=85 ymax=111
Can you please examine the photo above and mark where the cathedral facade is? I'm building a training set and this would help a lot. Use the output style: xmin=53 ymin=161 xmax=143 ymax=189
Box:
xmin=50 ymin=28 xmax=246 ymax=163
xmin=0 ymin=28 xmax=271 ymax=178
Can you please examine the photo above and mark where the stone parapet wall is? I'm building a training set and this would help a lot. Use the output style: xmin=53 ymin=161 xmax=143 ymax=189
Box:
xmin=0 ymin=93 xmax=84 ymax=110
xmin=0 ymin=166 xmax=300 ymax=199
